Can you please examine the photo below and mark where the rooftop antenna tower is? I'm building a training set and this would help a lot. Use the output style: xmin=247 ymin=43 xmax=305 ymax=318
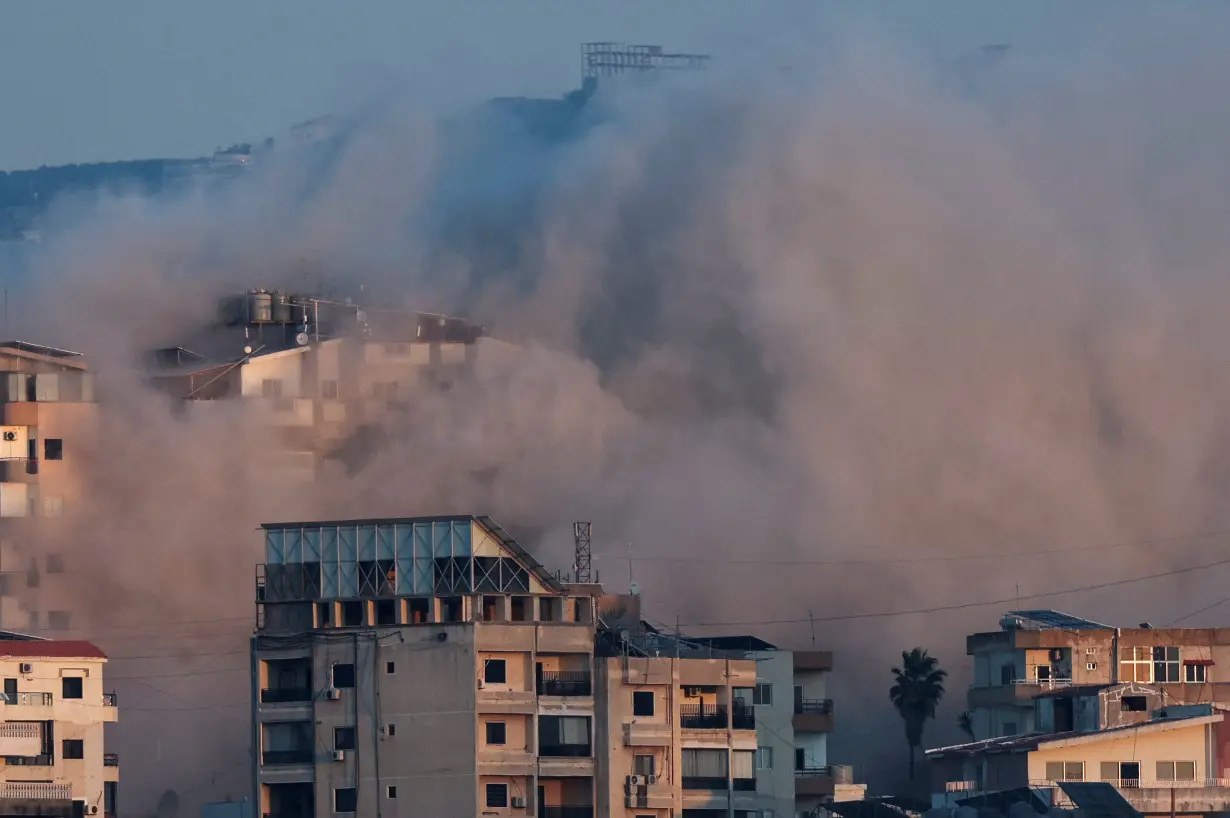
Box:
xmin=573 ymin=522 xmax=593 ymax=584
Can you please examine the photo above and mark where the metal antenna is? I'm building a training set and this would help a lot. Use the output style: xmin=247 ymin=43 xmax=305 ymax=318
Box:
xmin=573 ymin=522 xmax=592 ymax=583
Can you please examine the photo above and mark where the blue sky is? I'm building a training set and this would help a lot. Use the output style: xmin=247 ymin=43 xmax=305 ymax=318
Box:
xmin=0 ymin=1 xmax=1115 ymax=170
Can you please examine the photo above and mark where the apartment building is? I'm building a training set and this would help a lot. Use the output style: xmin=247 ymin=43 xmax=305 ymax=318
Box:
xmin=965 ymin=609 xmax=1230 ymax=740
xmin=0 ymin=341 xmax=97 ymax=633
xmin=930 ymin=684 xmax=1230 ymax=817
xmin=0 ymin=635 xmax=119 ymax=817
xmin=251 ymin=514 xmax=846 ymax=818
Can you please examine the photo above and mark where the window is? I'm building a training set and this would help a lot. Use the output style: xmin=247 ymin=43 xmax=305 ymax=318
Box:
xmin=485 ymin=783 xmax=508 ymax=808
xmin=1122 ymin=695 xmax=1148 ymax=712
xmin=1035 ymin=665 xmax=1051 ymax=682
xmin=104 ymin=782 xmax=116 ymax=816
xmin=333 ymin=727 xmax=355 ymax=750
xmin=1044 ymin=761 xmax=1084 ymax=782
xmin=262 ymin=379 xmax=283 ymax=398
xmin=633 ymin=690 xmax=654 ymax=717
xmin=485 ymin=721 xmax=506 ymax=746
xmin=1102 ymin=761 xmax=1141 ymax=786
xmin=757 ymin=746 xmax=774 ymax=769
xmin=682 ymin=748 xmax=729 ymax=788
xmin=483 ymin=658 xmax=506 ymax=685
xmin=1086 ymin=662 xmax=1097 ymax=671
xmin=1154 ymin=647 xmax=1180 ymax=683
xmin=1120 ymin=647 xmax=1153 ymax=683
xmin=1157 ymin=761 xmax=1196 ymax=781
xmin=62 ymin=677 xmax=82 ymax=699
xmin=321 ymin=380 xmax=339 ymax=400
xmin=753 ymin=683 xmax=772 ymax=706
xmin=795 ymin=748 xmax=806 ymax=770
xmin=333 ymin=788 xmax=357 ymax=813
xmin=42 ymin=497 xmax=62 ymax=517
xmin=1002 ymin=722 xmax=1017 ymax=736
xmin=47 ymin=611 xmax=70 ymax=631
xmin=386 ymin=786 xmax=397 ymax=799
xmin=386 ymin=723 xmax=396 ymax=737
xmin=43 ymin=439 xmax=62 ymax=461
xmin=634 ymin=754 xmax=655 ymax=776
xmin=46 ymin=554 xmax=64 ymax=574
xmin=1186 ymin=663 xmax=1207 ymax=683
xmin=3 ymin=679 xmax=15 ymax=702
xmin=62 ymin=739 xmax=83 ymax=759
xmin=385 ymin=662 xmax=395 ymax=675
xmin=1000 ymin=664 xmax=1014 ymax=685
xmin=332 ymin=663 xmax=355 ymax=689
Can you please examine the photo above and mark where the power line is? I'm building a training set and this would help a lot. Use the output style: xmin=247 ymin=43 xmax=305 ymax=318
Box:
xmin=675 ymin=556 xmax=1230 ymax=628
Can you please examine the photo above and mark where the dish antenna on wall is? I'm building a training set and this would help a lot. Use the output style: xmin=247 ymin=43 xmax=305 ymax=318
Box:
xmin=295 ymin=332 xmax=310 ymax=346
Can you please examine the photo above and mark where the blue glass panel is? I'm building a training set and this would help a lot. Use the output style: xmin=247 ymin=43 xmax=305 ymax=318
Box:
xmin=322 ymin=527 xmax=338 ymax=563
xmin=302 ymin=528 xmax=321 ymax=562
xmin=339 ymin=527 xmax=356 ymax=561
xmin=396 ymin=525 xmax=413 ymax=558
xmin=413 ymin=524 xmax=431 ymax=558
xmin=433 ymin=522 xmax=451 ymax=557
xmin=285 ymin=529 xmax=302 ymax=564
xmin=339 ymin=561 xmax=358 ymax=597
xmin=321 ymin=562 xmax=338 ymax=598
xmin=452 ymin=521 xmax=472 ymax=555
xmin=413 ymin=559 xmax=433 ymax=594
xmin=265 ymin=530 xmax=284 ymax=565
xmin=396 ymin=548 xmax=414 ymax=595
xmin=358 ymin=526 xmax=376 ymax=561
xmin=376 ymin=525 xmax=395 ymax=560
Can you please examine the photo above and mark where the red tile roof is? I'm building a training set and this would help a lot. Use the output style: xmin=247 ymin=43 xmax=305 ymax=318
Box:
xmin=0 ymin=641 xmax=106 ymax=660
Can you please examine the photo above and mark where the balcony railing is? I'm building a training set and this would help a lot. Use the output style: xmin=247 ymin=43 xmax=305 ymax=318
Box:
xmin=733 ymin=778 xmax=756 ymax=791
xmin=103 ymin=692 xmax=117 ymax=707
xmin=682 ymin=777 xmax=728 ymax=790
xmin=103 ymin=753 xmax=119 ymax=767
xmin=541 ymin=807 xmax=594 ymax=818
xmin=794 ymin=698 xmax=833 ymax=715
xmin=539 ymin=744 xmax=592 ymax=758
xmin=261 ymin=687 xmax=312 ymax=704
xmin=4 ymin=755 xmax=52 ymax=766
xmin=537 ymin=671 xmax=592 ymax=697
xmin=0 ymin=783 xmax=71 ymax=799
xmin=1 ymin=692 xmax=52 ymax=706
xmin=262 ymin=750 xmax=313 ymax=765
xmin=680 ymin=703 xmax=728 ymax=729
xmin=797 ymin=766 xmax=833 ymax=778
xmin=732 ymin=704 xmax=755 ymax=730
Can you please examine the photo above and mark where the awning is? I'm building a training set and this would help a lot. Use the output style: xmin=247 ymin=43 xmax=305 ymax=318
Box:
xmin=1183 ymin=659 xmax=1215 ymax=666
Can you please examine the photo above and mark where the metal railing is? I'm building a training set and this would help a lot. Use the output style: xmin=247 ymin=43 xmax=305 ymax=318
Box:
xmin=682 ymin=777 xmax=727 ymax=790
xmin=681 ymin=704 xmax=728 ymax=729
xmin=796 ymin=766 xmax=834 ymax=778
xmin=103 ymin=753 xmax=119 ymax=767
xmin=794 ymin=698 xmax=833 ymax=715
xmin=539 ymin=743 xmax=592 ymax=758
xmin=262 ymin=750 xmax=313 ymax=765
xmin=1 ymin=692 xmax=52 ymax=706
xmin=102 ymin=692 xmax=117 ymax=707
xmin=261 ymin=687 xmax=312 ymax=704
xmin=947 ymin=780 xmax=979 ymax=792
xmin=541 ymin=807 xmax=594 ymax=818
xmin=4 ymin=755 xmax=52 ymax=766
xmin=732 ymin=704 xmax=755 ymax=729
xmin=0 ymin=783 xmax=70 ymax=799
xmin=537 ymin=671 xmax=592 ymax=697
xmin=0 ymin=723 xmax=41 ymax=738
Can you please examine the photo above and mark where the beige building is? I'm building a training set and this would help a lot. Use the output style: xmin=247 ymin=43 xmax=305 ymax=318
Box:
xmin=252 ymin=515 xmax=845 ymax=818
xmin=965 ymin=609 xmax=1230 ymax=740
xmin=0 ymin=636 xmax=119 ymax=816
xmin=929 ymin=684 xmax=1230 ymax=817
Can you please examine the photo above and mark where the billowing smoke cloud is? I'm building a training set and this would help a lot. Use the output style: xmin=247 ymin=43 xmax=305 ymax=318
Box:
xmin=6 ymin=10 xmax=1230 ymax=806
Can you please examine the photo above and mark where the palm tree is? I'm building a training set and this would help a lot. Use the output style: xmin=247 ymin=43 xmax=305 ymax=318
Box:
xmin=890 ymin=648 xmax=947 ymax=781
xmin=958 ymin=710 xmax=974 ymax=740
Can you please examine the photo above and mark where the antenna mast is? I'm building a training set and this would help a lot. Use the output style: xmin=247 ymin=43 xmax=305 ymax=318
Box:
xmin=573 ymin=522 xmax=593 ymax=584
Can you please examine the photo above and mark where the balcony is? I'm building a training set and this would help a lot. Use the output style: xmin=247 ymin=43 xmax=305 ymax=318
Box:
xmin=968 ymin=678 xmax=1072 ymax=709
xmin=262 ymin=750 xmax=314 ymax=766
xmin=682 ymin=777 xmax=728 ymax=790
xmin=796 ymin=767 xmax=835 ymax=797
xmin=104 ymin=753 xmax=118 ymax=767
xmin=623 ymin=721 xmax=672 ymax=747
xmin=0 ymin=723 xmax=43 ymax=757
xmin=537 ymin=671 xmax=592 ymax=697
xmin=681 ymin=704 xmax=728 ymax=730
xmin=733 ymin=778 xmax=756 ymax=791
xmin=3 ymin=692 xmax=52 ymax=707
xmin=4 ymin=755 xmax=51 ymax=766
xmin=731 ymin=704 xmax=755 ymax=730
xmin=541 ymin=808 xmax=593 ymax=818
xmin=261 ymin=687 xmax=313 ymax=704
xmin=0 ymin=783 xmax=71 ymax=799
xmin=793 ymin=698 xmax=834 ymax=732
xmin=102 ymin=692 xmax=118 ymax=707
xmin=539 ymin=743 xmax=592 ymax=758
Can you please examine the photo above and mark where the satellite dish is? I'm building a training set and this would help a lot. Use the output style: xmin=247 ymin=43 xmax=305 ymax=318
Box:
xmin=242 ymin=345 xmax=253 ymax=355
xmin=295 ymin=333 xmax=309 ymax=346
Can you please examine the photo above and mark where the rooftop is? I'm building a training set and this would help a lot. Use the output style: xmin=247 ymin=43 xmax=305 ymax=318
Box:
xmin=1001 ymin=610 xmax=1113 ymax=631
xmin=928 ymin=711 xmax=1221 ymax=758
xmin=0 ymin=640 xmax=106 ymax=660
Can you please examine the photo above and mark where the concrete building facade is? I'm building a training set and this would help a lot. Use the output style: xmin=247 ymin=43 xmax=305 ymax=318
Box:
xmin=966 ymin=610 xmax=1230 ymax=741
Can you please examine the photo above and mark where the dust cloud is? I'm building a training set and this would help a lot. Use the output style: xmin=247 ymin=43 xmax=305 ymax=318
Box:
xmin=5 ymin=10 xmax=1230 ymax=806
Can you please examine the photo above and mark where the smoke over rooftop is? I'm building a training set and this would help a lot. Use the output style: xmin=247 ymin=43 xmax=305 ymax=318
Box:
xmin=5 ymin=11 xmax=1230 ymax=806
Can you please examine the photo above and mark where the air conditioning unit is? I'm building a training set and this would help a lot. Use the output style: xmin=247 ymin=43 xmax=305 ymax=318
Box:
xmin=331 ymin=750 xmax=345 ymax=761
xmin=477 ymin=679 xmax=485 ymax=689
xmin=325 ymin=688 xmax=341 ymax=700
xmin=511 ymin=796 xmax=526 ymax=809
xmin=647 ymin=774 xmax=658 ymax=784
xmin=19 ymin=663 xmax=32 ymax=674
xmin=3 ymin=432 xmax=16 ymax=442
xmin=628 ymin=775 xmax=645 ymax=786
xmin=89 ymin=807 xmax=99 ymax=815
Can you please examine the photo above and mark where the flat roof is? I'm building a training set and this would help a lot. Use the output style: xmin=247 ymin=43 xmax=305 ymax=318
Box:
xmin=928 ymin=712 xmax=1221 ymax=758
xmin=1006 ymin=610 xmax=1113 ymax=630
xmin=0 ymin=640 xmax=106 ymax=660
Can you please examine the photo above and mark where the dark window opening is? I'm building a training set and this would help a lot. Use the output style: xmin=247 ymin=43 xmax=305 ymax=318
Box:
xmin=1122 ymin=696 xmax=1148 ymax=712
xmin=386 ymin=723 xmax=396 ymax=737
xmin=333 ymin=788 xmax=356 ymax=813
xmin=62 ymin=739 xmax=83 ymax=759
xmin=341 ymin=601 xmax=364 ymax=627
xmin=573 ymin=597 xmax=592 ymax=623
xmin=511 ymin=596 xmax=531 ymax=622
xmin=540 ymin=597 xmax=562 ymax=622
xmin=61 ymin=677 xmax=82 ymax=699
xmin=484 ymin=659 xmax=507 ymax=685
xmin=482 ymin=595 xmax=504 ymax=621
xmin=1000 ymin=664 xmax=1014 ymax=685
xmin=43 ymin=439 xmax=62 ymax=461
xmin=316 ymin=602 xmax=332 ymax=628
xmin=635 ymin=754 xmax=656 ymax=776
xmin=3 ymin=679 xmax=16 ymax=701
xmin=633 ymin=691 xmax=655 ymax=717
xmin=439 ymin=596 xmax=463 ymax=622
xmin=46 ymin=554 xmax=64 ymax=574
xmin=486 ymin=721 xmax=506 ymax=745
xmin=375 ymin=599 xmax=396 ymax=625
xmin=333 ymin=727 xmax=355 ymax=750
xmin=385 ymin=662 xmax=395 ymax=675
xmin=332 ymin=664 xmax=355 ymax=689
xmin=485 ymin=784 xmax=508 ymax=809
xmin=386 ymin=786 xmax=396 ymax=799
